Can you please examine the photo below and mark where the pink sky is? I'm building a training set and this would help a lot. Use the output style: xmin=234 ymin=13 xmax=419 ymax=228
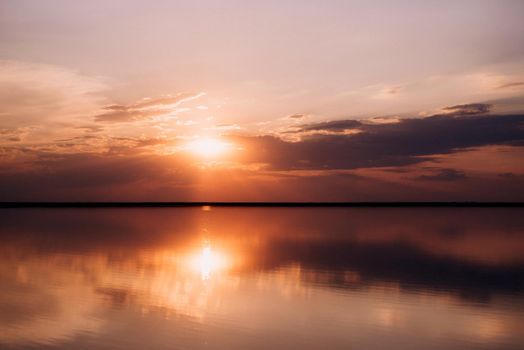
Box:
xmin=1 ymin=0 xmax=524 ymax=201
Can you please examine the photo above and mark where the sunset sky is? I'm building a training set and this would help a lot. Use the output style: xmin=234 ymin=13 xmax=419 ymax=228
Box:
xmin=1 ymin=0 xmax=524 ymax=201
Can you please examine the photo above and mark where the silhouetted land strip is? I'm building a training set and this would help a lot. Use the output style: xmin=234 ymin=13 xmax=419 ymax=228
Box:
xmin=0 ymin=202 xmax=523 ymax=208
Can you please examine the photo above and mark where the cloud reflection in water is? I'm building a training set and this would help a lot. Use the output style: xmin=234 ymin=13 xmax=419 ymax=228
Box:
xmin=0 ymin=208 xmax=524 ymax=349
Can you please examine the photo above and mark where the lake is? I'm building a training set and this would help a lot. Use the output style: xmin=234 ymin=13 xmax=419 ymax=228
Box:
xmin=1 ymin=207 xmax=524 ymax=349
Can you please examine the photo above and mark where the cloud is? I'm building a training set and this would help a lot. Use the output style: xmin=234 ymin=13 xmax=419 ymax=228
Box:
xmin=0 ymin=151 xmax=198 ymax=201
xmin=76 ymin=125 xmax=105 ymax=133
xmin=416 ymin=168 xmax=468 ymax=181
xmin=375 ymin=85 xmax=403 ymax=98
xmin=131 ymin=93 xmax=204 ymax=109
xmin=499 ymin=172 xmax=523 ymax=179
xmin=439 ymin=103 xmax=492 ymax=116
xmin=94 ymin=108 xmax=171 ymax=123
xmin=211 ymin=123 xmax=241 ymax=131
xmin=0 ymin=128 xmax=25 ymax=142
xmin=0 ymin=61 xmax=113 ymax=146
xmin=295 ymin=120 xmax=362 ymax=132
xmin=0 ymin=145 xmax=524 ymax=201
xmin=232 ymin=113 xmax=524 ymax=170
xmin=94 ymin=93 xmax=204 ymax=123
xmin=287 ymin=114 xmax=305 ymax=119
xmin=366 ymin=116 xmax=401 ymax=125
xmin=497 ymin=82 xmax=524 ymax=89
xmin=1 ymin=96 xmax=524 ymax=201
xmin=0 ymin=60 xmax=107 ymax=127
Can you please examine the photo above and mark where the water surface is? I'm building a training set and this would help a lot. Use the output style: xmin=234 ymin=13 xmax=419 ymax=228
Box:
xmin=1 ymin=208 xmax=524 ymax=349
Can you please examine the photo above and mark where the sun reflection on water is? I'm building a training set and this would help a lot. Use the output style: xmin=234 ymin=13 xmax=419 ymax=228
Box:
xmin=2 ymin=207 xmax=524 ymax=349
xmin=189 ymin=243 xmax=229 ymax=280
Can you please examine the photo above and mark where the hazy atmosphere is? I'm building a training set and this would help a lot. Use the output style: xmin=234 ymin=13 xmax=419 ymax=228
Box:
xmin=2 ymin=3 xmax=524 ymax=350
xmin=1 ymin=0 xmax=524 ymax=201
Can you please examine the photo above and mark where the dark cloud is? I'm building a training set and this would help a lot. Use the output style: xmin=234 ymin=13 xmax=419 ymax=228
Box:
xmin=296 ymin=119 xmax=362 ymax=132
xmin=440 ymin=103 xmax=492 ymax=116
xmin=287 ymin=114 xmax=305 ymax=119
xmin=1 ymin=111 xmax=524 ymax=201
xmin=233 ymin=113 xmax=524 ymax=170
xmin=498 ymin=172 xmax=524 ymax=180
xmin=416 ymin=168 xmax=468 ymax=181
xmin=0 ymin=150 xmax=523 ymax=201
xmin=0 ymin=152 xmax=197 ymax=201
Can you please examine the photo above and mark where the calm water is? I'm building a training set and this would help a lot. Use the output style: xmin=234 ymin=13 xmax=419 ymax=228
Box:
xmin=1 ymin=208 xmax=524 ymax=349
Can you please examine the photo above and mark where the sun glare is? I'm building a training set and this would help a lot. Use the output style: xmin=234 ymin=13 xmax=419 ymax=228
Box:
xmin=189 ymin=244 xmax=229 ymax=280
xmin=186 ymin=138 xmax=231 ymax=157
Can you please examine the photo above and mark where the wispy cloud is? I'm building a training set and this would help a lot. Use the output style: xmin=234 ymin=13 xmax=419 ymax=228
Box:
xmin=496 ymin=82 xmax=524 ymax=90
xmin=0 ymin=60 xmax=107 ymax=127
xmin=416 ymin=168 xmax=468 ymax=181
xmin=295 ymin=120 xmax=362 ymax=133
xmin=94 ymin=93 xmax=204 ymax=122
xmin=287 ymin=114 xmax=306 ymax=119
xmin=374 ymin=85 xmax=403 ymax=99
xmin=438 ymin=103 xmax=492 ymax=116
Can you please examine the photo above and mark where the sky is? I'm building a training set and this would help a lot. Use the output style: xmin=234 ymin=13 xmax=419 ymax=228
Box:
xmin=1 ymin=0 xmax=524 ymax=201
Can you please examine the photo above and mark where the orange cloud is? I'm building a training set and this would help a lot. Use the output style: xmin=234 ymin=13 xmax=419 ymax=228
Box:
xmin=94 ymin=93 xmax=204 ymax=122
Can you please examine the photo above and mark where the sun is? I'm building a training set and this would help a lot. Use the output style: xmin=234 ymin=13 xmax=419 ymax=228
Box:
xmin=185 ymin=138 xmax=231 ymax=157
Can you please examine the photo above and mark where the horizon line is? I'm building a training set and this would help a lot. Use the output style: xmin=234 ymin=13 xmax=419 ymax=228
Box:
xmin=1 ymin=202 xmax=523 ymax=208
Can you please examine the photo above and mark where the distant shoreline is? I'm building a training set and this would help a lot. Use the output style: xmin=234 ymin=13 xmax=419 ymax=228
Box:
xmin=1 ymin=202 xmax=523 ymax=208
